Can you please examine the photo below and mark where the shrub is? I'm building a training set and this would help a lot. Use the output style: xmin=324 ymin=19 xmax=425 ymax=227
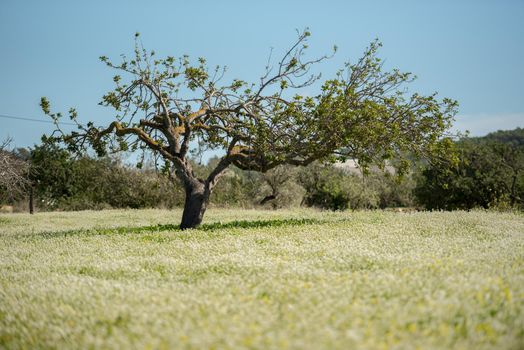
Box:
xmin=415 ymin=138 xmax=524 ymax=210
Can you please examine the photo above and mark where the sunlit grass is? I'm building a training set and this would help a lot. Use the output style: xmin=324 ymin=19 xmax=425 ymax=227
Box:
xmin=1 ymin=209 xmax=523 ymax=349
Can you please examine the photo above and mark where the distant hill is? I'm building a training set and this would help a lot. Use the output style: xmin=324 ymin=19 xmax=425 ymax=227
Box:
xmin=477 ymin=127 xmax=524 ymax=148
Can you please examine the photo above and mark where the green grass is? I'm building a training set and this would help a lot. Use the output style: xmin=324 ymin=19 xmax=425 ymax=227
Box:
xmin=0 ymin=209 xmax=523 ymax=349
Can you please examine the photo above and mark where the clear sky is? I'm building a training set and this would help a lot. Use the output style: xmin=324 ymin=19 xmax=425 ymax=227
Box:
xmin=1 ymin=0 xmax=523 ymax=152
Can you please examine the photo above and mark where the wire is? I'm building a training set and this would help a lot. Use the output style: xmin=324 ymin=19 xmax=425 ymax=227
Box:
xmin=0 ymin=113 xmax=78 ymax=126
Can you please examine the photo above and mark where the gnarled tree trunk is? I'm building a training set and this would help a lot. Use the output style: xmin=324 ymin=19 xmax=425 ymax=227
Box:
xmin=180 ymin=182 xmax=210 ymax=230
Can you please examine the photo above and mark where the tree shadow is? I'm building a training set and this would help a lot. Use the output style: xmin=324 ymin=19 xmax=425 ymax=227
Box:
xmin=37 ymin=218 xmax=322 ymax=238
xmin=197 ymin=218 xmax=321 ymax=231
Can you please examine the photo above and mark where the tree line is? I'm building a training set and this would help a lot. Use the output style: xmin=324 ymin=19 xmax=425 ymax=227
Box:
xmin=1 ymin=128 xmax=522 ymax=212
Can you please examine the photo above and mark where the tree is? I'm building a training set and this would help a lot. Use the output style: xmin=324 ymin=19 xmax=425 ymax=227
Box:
xmin=0 ymin=138 xmax=30 ymax=203
xmin=299 ymin=163 xmax=354 ymax=210
xmin=415 ymin=136 xmax=524 ymax=210
xmin=491 ymin=141 xmax=524 ymax=206
xmin=482 ymin=129 xmax=524 ymax=206
xmin=258 ymin=165 xmax=304 ymax=209
xmin=29 ymin=140 xmax=76 ymax=206
xmin=41 ymin=30 xmax=457 ymax=229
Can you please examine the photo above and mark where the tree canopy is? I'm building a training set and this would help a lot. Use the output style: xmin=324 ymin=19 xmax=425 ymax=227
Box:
xmin=41 ymin=30 xmax=458 ymax=228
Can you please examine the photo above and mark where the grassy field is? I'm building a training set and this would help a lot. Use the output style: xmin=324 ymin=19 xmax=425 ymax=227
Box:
xmin=0 ymin=209 xmax=523 ymax=349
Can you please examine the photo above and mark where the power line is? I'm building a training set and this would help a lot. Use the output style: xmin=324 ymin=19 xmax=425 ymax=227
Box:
xmin=0 ymin=113 xmax=77 ymax=126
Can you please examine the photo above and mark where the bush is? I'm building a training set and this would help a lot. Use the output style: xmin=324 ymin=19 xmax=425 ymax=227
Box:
xmin=298 ymin=163 xmax=415 ymax=210
xmin=29 ymin=142 xmax=184 ymax=211
xmin=415 ymin=138 xmax=524 ymax=210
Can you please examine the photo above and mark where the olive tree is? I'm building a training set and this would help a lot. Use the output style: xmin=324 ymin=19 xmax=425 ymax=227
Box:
xmin=41 ymin=31 xmax=457 ymax=229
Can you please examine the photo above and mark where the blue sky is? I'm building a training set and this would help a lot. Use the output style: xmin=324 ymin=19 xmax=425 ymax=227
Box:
xmin=1 ymin=0 xmax=523 ymax=152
